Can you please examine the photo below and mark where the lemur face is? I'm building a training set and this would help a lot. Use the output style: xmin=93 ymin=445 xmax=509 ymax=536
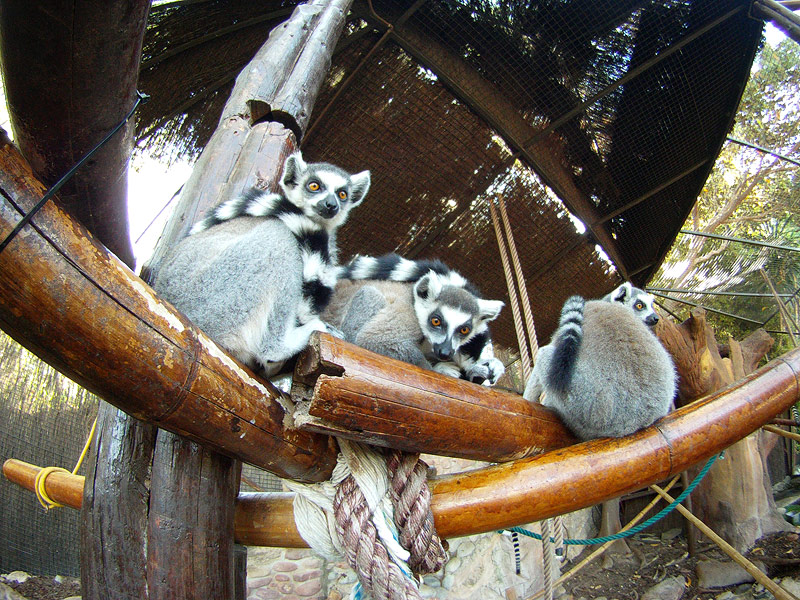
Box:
xmin=280 ymin=153 xmax=370 ymax=230
xmin=606 ymin=282 xmax=659 ymax=326
xmin=413 ymin=272 xmax=503 ymax=361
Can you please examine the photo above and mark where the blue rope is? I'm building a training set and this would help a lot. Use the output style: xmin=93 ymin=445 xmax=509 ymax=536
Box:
xmin=504 ymin=452 xmax=721 ymax=545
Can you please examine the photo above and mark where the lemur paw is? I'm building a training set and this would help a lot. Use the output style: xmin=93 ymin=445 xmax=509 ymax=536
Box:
xmin=467 ymin=357 xmax=505 ymax=386
xmin=432 ymin=361 xmax=461 ymax=379
xmin=324 ymin=323 xmax=346 ymax=339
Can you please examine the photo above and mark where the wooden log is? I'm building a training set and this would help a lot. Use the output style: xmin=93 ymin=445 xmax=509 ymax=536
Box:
xmin=146 ymin=434 xmax=241 ymax=600
xmin=81 ymin=405 xmax=156 ymax=600
xmin=292 ymin=333 xmax=578 ymax=461
xmin=0 ymin=135 xmax=337 ymax=482
xmin=0 ymin=0 xmax=150 ymax=268
xmin=269 ymin=0 xmax=352 ymax=137
xmin=254 ymin=346 xmax=800 ymax=544
xmin=7 ymin=343 xmax=800 ymax=547
xmin=657 ymin=309 xmax=790 ymax=551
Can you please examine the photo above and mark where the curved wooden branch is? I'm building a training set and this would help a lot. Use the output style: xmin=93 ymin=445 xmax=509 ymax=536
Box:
xmin=7 ymin=346 xmax=799 ymax=546
xmin=0 ymin=137 xmax=337 ymax=483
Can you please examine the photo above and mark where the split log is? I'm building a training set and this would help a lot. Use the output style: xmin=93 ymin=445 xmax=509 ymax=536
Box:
xmin=292 ymin=333 xmax=577 ymax=461
xmin=8 ymin=345 xmax=800 ymax=546
xmin=656 ymin=309 xmax=791 ymax=552
xmin=0 ymin=0 xmax=151 ymax=268
xmin=0 ymin=133 xmax=337 ymax=482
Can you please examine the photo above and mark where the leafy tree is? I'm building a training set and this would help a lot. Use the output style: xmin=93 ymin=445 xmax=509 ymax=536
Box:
xmin=653 ymin=40 xmax=800 ymax=354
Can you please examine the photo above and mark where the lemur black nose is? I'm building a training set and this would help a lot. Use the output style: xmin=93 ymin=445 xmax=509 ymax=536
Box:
xmin=434 ymin=346 xmax=453 ymax=360
xmin=647 ymin=313 xmax=659 ymax=326
xmin=324 ymin=197 xmax=338 ymax=211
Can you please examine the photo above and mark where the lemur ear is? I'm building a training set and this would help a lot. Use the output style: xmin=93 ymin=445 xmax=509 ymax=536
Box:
xmin=610 ymin=282 xmax=631 ymax=303
xmin=348 ymin=170 xmax=371 ymax=205
xmin=478 ymin=299 xmax=504 ymax=322
xmin=281 ymin=152 xmax=307 ymax=189
xmin=414 ymin=272 xmax=443 ymax=301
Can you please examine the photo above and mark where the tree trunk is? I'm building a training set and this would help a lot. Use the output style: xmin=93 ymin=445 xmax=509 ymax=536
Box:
xmin=656 ymin=308 xmax=792 ymax=552
xmin=79 ymin=1 xmax=355 ymax=597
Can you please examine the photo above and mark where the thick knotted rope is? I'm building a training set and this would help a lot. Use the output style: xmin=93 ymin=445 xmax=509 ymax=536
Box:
xmin=386 ymin=450 xmax=448 ymax=574
xmin=287 ymin=440 xmax=446 ymax=600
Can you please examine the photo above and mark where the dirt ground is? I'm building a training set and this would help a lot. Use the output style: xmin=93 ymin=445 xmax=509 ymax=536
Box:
xmin=4 ymin=532 xmax=798 ymax=599
xmin=559 ymin=530 xmax=800 ymax=600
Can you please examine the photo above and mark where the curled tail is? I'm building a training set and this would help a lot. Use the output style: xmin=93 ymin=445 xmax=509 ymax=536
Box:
xmin=545 ymin=296 xmax=585 ymax=395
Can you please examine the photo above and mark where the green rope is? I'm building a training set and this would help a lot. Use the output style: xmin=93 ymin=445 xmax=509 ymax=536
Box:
xmin=504 ymin=452 xmax=721 ymax=546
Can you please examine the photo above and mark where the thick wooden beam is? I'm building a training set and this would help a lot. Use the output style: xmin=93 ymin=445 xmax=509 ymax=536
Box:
xmin=0 ymin=134 xmax=337 ymax=482
xmin=9 ymin=345 xmax=800 ymax=546
xmin=0 ymin=0 xmax=150 ymax=268
xmin=292 ymin=333 xmax=577 ymax=461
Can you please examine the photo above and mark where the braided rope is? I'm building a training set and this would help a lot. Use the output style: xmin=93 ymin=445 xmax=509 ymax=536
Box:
xmin=289 ymin=441 xmax=447 ymax=600
xmin=386 ymin=450 xmax=448 ymax=574
xmin=540 ymin=519 xmax=556 ymax=600
xmin=333 ymin=476 xmax=422 ymax=600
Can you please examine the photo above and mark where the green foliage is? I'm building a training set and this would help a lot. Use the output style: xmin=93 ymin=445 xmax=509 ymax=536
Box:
xmin=652 ymin=40 xmax=800 ymax=352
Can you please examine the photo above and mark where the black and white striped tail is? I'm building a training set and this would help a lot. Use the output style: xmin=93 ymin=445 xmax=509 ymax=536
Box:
xmin=191 ymin=187 xmax=337 ymax=323
xmin=190 ymin=188 xmax=299 ymax=234
xmin=545 ymin=295 xmax=585 ymax=395
xmin=342 ymin=253 xmax=480 ymax=295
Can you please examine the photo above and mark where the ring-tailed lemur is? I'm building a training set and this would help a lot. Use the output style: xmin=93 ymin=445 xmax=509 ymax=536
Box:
xmin=153 ymin=152 xmax=370 ymax=377
xmin=523 ymin=283 xmax=676 ymax=440
xmin=325 ymin=254 xmax=506 ymax=385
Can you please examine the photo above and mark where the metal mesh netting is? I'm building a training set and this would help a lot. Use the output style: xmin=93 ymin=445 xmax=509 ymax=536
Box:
xmin=297 ymin=0 xmax=761 ymax=345
xmin=649 ymin=38 xmax=800 ymax=347
xmin=0 ymin=333 xmax=98 ymax=577
xmin=134 ymin=1 xmax=763 ymax=345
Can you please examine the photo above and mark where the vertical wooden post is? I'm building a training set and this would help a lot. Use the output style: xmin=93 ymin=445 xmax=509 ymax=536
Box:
xmin=83 ymin=1 xmax=355 ymax=599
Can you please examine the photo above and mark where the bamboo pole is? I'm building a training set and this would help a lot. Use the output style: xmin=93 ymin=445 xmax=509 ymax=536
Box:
xmin=763 ymin=423 xmax=800 ymax=443
xmin=650 ymin=484 xmax=800 ymax=600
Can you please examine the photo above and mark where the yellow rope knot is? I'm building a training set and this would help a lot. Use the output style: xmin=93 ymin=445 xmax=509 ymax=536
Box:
xmin=34 ymin=416 xmax=97 ymax=510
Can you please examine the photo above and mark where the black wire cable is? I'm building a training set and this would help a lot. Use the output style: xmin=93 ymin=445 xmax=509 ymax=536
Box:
xmin=0 ymin=90 xmax=150 ymax=255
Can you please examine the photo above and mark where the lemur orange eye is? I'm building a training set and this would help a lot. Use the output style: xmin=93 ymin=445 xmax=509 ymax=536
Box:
xmin=307 ymin=181 xmax=320 ymax=192
xmin=635 ymin=301 xmax=644 ymax=310
xmin=430 ymin=316 xmax=441 ymax=327
xmin=338 ymin=190 xmax=348 ymax=200
xmin=459 ymin=326 xmax=471 ymax=336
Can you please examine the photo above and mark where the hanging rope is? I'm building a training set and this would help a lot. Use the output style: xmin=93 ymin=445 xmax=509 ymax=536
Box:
xmin=489 ymin=195 xmax=564 ymax=599
xmin=489 ymin=199 xmax=532 ymax=379
xmin=287 ymin=440 xmax=446 ymax=600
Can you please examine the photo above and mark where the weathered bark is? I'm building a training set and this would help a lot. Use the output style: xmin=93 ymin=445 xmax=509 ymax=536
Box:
xmin=293 ymin=332 xmax=577 ymax=461
xmin=656 ymin=309 xmax=792 ymax=552
xmin=146 ymin=434 xmax=242 ymax=600
xmin=0 ymin=136 xmax=337 ymax=480
xmin=81 ymin=404 xmax=156 ymax=600
xmin=0 ymin=0 xmax=151 ymax=268
xmin=9 ymin=346 xmax=799 ymax=546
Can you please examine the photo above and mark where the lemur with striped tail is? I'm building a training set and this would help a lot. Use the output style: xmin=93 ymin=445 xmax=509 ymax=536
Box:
xmin=523 ymin=283 xmax=676 ymax=439
xmin=154 ymin=152 xmax=370 ymax=377
xmin=324 ymin=253 xmax=506 ymax=385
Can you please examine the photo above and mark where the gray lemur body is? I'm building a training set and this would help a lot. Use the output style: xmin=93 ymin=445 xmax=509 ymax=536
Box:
xmin=324 ymin=254 xmax=505 ymax=384
xmin=523 ymin=283 xmax=676 ymax=439
xmin=153 ymin=152 xmax=370 ymax=376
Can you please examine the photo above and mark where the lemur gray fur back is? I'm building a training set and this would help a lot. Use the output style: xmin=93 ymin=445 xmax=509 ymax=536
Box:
xmin=153 ymin=152 xmax=370 ymax=377
xmin=523 ymin=283 xmax=676 ymax=440
xmin=326 ymin=254 xmax=505 ymax=384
